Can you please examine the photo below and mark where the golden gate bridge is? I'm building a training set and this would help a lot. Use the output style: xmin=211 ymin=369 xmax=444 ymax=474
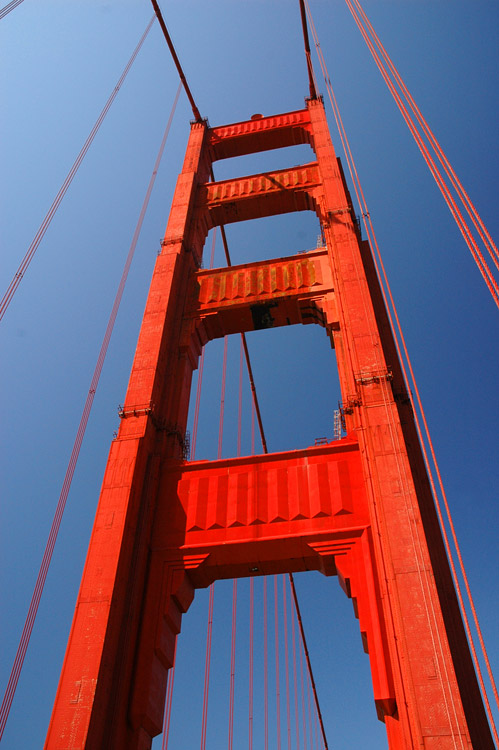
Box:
xmin=1 ymin=2 xmax=498 ymax=748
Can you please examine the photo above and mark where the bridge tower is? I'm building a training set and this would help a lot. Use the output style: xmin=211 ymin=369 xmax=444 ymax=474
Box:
xmin=45 ymin=98 xmax=493 ymax=749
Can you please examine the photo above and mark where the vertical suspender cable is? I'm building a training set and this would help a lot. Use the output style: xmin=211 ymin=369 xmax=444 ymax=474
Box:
xmin=249 ymin=577 xmax=255 ymax=750
xmin=0 ymin=82 xmax=181 ymax=740
xmin=306 ymin=669 xmax=314 ymax=750
xmin=228 ymin=579 xmax=238 ymax=750
xmin=251 ymin=402 xmax=255 ymax=456
xmin=237 ymin=339 xmax=244 ymax=457
xmin=161 ymin=638 xmax=178 ymax=750
xmin=0 ymin=16 xmax=156 ymax=322
xmin=264 ymin=576 xmax=269 ymax=750
xmin=299 ymin=632 xmax=308 ymax=750
xmin=289 ymin=574 xmax=329 ymax=750
xmin=217 ymin=336 xmax=229 ymax=459
xmin=209 ymin=174 xmax=269 ymax=455
xmin=282 ymin=576 xmax=292 ymax=750
xmin=200 ymin=583 xmax=215 ymax=750
xmin=190 ymin=346 xmax=205 ymax=461
xmin=291 ymin=601 xmax=301 ymax=749
xmin=200 ymin=286 xmax=230 ymax=747
xmin=274 ymin=576 xmax=282 ymax=750
xmin=191 ymin=229 xmax=217 ymax=460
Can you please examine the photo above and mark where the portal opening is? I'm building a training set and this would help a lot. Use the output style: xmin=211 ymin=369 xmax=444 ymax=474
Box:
xmin=187 ymin=323 xmax=340 ymax=462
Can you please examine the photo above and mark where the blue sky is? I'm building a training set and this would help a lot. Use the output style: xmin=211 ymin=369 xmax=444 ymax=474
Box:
xmin=1 ymin=1 xmax=498 ymax=748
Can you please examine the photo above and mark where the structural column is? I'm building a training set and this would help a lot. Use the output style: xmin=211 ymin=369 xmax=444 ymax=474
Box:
xmin=307 ymin=98 xmax=491 ymax=747
xmin=45 ymin=100 xmax=493 ymax=750
xmin=45 ymin=120 xmax=210 ymax=749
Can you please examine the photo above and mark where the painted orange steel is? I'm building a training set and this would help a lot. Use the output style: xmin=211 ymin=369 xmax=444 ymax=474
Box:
xmin=45 ymin=101 xmax=493 ymax=749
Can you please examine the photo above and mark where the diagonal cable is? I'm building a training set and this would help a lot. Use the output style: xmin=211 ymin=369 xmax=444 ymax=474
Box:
xmin=0 ymin=17 xmax=156 ymax=322
xmin=0 ymin=0 xmax=25 ymax=20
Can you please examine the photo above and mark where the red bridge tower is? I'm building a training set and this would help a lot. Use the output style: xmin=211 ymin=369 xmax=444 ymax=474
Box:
xmin=45 ymin=99 xmax=493 ymax=749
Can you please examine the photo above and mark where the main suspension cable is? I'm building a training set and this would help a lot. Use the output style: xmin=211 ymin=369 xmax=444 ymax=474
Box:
xmin=150 ymin=0 xmax=202 ymax=122
xmin=0 ymin=16 xmax=156 ymax=322
xmin=0 ymin=82 xmax=182 ymax=739
xmin=298 ymin=0 xmax=318 ymax=100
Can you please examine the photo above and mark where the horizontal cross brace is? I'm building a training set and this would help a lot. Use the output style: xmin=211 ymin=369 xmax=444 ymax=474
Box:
xmin=154 ymin=438 xmax=369 ymax=550
xmin=208 ymin=107 xmax=313 ymax=161
xmin=182 ymin=249 xmax=338 ymax=348
xmin=197 ymin=162 xmax=320 ymax=227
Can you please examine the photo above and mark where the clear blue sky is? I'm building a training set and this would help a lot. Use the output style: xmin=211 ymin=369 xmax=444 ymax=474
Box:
xmin=1 ymin=1 xmax=498 ymax=748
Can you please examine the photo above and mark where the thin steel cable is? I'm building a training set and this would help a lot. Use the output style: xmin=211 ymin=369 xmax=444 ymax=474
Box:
xmin=200 ymin=583 xmax=215 ymax=750
xmin=161 ymin=638 xmax=178 ymax=750
xmin=190 ymin=229 xmax=217 ymax=460
xmin=282 ymin=576 xmax=292 ymax=750
xmin=0 ymin=83 xmax=181 ymax=739
xmin=264 ymin=577 xmax=269 ymax=750
xmin=0 ymin=0 xmax=24 ymax=20
xmin=352 ymin=0 xmax=499 ymax=271
xmin=208 ymin=169 xmax=269 ymax=455
xmin=274 ymin=575 xmax=282 ymax=750
xmin=217 ymin=336 xmax=229 ymax=459
xmin=288 ymin=574 xmax=329 ymax=750
xmin=190 ymin=347 xmax=205 ymax=460
xmin=344 ymin=0 xmax=499 ymax=307
xmin=251 ymin=401 xmax=255 ymax=455
xmin=237 ymin=338 xmax=244 ymax=458
xmin=249 ymin=577 xmax=255 ymax=750
xmin=306 ymin=669 xmax=314 ymax=750
xmin=0 ymin=17 xmax=156 ymax=322
xmin=291 ymin=592 xmax=301 ymax=749
xmin=299 ymin=632 xmax=308 ymax=750
xmin=228 ymin=579 xmax=238 ymax=750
